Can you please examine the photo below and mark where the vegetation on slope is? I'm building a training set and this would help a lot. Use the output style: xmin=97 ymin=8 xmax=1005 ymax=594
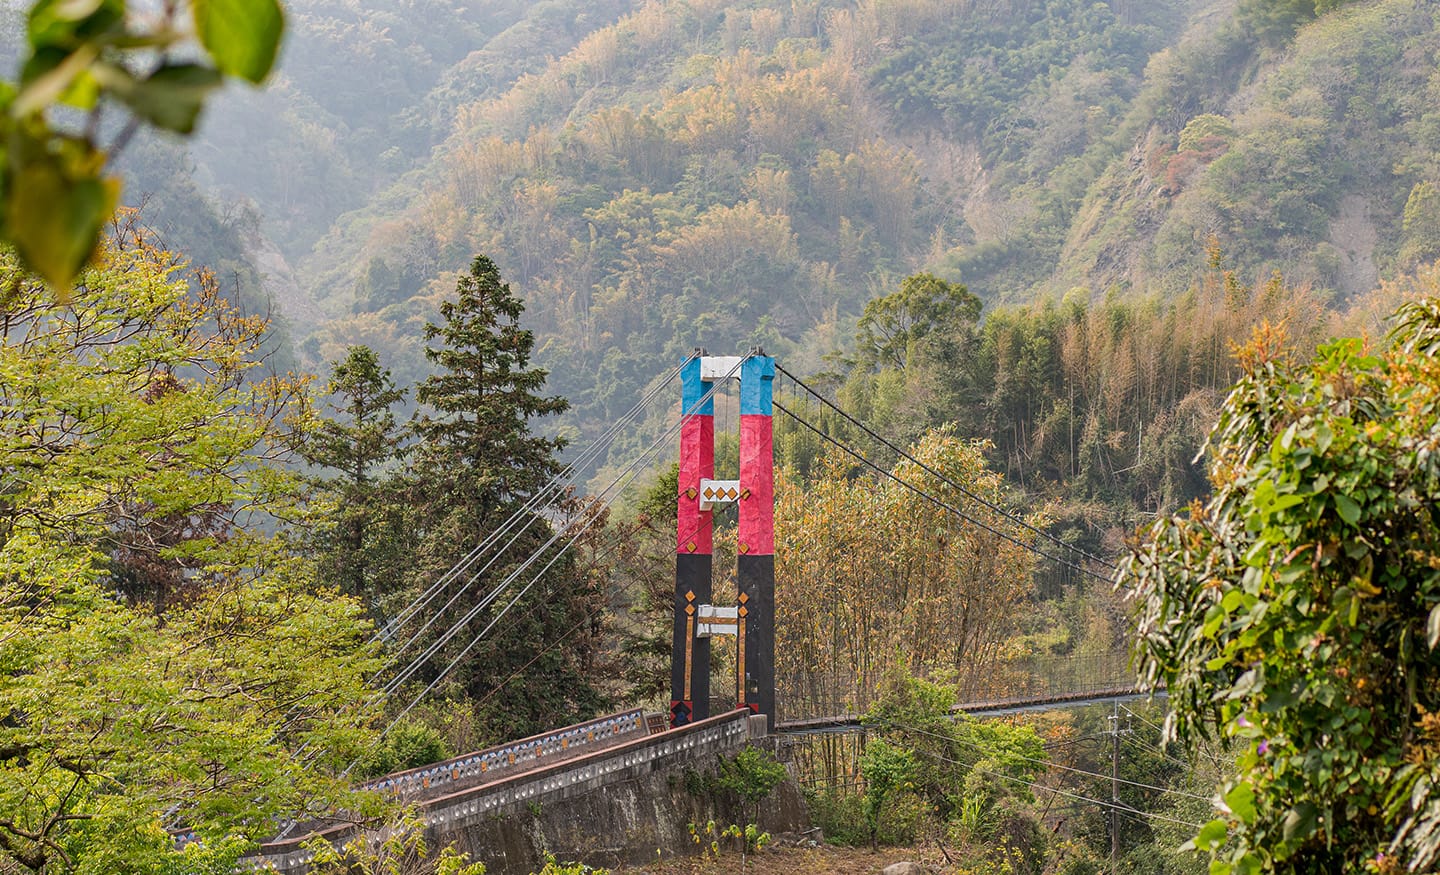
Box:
xmin=283 ymin=0 xmax=1193 ymax=449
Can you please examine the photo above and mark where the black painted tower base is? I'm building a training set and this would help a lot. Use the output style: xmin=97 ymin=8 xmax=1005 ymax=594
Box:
xmin=736 ymin=553 xmax=775 ymax=730
xmin=670 ymin=553 xmax=711 ymax=726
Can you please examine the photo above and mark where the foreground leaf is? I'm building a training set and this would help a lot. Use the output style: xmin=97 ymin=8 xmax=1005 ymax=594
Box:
xmin=191 ymin=0 xmax=283 ymax=84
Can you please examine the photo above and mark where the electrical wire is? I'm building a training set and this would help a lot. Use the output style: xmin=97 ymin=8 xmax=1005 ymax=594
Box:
xmin=901 ymin=744 xmax=1206 ymax=829
xmin=871 ymin=717 xmax=1211 ymax=802
xmin=775 ymin=364 xmax=1115 ymax=572
xmin=773 ymin=399 xmax=1113 ymax=583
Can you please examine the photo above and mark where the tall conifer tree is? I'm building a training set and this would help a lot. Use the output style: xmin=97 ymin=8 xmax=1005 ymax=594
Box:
xmin=300 ymin=345 xmax=409 ymax=607
xmin=406 ymin=255 xmax=607 ymax=744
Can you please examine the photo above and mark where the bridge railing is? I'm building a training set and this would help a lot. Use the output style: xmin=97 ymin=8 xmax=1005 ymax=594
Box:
xmin=361 ymin=708 xmax=651 ymax=802
xmin=247 ymin=709 xmax=759 ymax=874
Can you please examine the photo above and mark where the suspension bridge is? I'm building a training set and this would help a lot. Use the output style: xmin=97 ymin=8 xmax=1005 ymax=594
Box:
xmin=240 ymin=351 xmax=1161 ymax=873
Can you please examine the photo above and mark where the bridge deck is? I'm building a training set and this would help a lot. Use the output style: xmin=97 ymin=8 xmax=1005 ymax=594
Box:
xmin=776 ymin=686 xmax=1165 ymax=734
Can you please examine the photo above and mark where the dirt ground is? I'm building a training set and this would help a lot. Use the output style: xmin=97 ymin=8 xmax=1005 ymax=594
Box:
xmin=614 ymin=844 xmax=943 ymax=875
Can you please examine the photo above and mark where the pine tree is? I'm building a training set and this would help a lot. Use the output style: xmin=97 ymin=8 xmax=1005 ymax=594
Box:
xmin=405 ymin=255 xmax=607 ymax=745
xmin=300 ymin=345 xmax=408 ymax=607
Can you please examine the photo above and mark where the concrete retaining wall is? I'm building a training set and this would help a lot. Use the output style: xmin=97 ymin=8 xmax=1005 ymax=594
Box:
xmin=249 ymin=710 xmax=809 ymax=875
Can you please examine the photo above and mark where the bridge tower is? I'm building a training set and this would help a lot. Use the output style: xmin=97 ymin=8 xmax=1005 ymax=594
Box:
xmin=670 ymin=352 xmax=777 ymax=732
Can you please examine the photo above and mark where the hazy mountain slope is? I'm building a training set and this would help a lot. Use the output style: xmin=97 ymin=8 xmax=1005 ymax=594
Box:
xmin=1054 ymin=0 xmax=1440 ymax=300
xmin=288 ymin=0 xmax=1195 ymax=453
xmin=92 ymin=0 xmax=1440 ymax=471
xmin=191 ymin=0 xmax=639 ymax=261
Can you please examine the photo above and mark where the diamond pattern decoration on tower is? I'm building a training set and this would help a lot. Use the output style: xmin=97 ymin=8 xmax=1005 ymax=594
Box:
xmin=698 ymin=478 xmax=742 ymax=510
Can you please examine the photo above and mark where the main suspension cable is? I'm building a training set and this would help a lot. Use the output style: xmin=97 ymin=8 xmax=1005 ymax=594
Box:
xmin=775 ymin=364 xmax=1115 ymax=571
xmin=773 ymin=399 xmax=1112 ymax=584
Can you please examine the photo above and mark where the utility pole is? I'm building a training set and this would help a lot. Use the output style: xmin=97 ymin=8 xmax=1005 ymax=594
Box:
xmin=1106 ymin=699 xmax=1132 ymax=875
xmin=1111 ymin=699 xmax=1120 ymax=874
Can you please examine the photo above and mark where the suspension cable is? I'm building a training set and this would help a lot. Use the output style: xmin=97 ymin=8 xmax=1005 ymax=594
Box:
xmin=378 ymin=356 xmax=744 ymax=708
xmin=775 ymin=364 xmax=1115 ymax=571
xmin=374 ymin=353 xmax=696 ymax=647
xmin=464 ymin=501 xmax=741 ymax=719
xmin=773 ymin=399 xmax=1112 ymax=584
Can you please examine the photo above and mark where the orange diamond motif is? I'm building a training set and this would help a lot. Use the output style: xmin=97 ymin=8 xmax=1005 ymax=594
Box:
xmin=738 ymin=542 xmax=750 ymax=554
xmin=686 ymin=540 xmax=697 ymax=553
xmin=738 ymin=592 xmax=749 ymax=603
xmin=686 ymin=590 xmax=696 ymax=602
xmin=738 ymin=605 xmax=749 ymax=617
xmin=685 ymin=487 xmax=697 ymax=499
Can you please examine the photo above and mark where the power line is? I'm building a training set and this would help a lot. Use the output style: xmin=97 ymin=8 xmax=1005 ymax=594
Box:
xmin=773 ymin=399 xmax=1112 ymax=583
xmin=901 ymin=744 xmax=1206 ymax=829
xmin=775 ymin=364 xmax=1115 ymax=572
xmin=872 ymin=717 xmax=1211 ymax=802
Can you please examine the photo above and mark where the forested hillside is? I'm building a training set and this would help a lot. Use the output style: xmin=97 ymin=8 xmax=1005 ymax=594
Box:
xmin=190 ymin=0 xmax=1196 ymax=435
xmin=168 ymin=0 xmax=1440 ymax=487
xmin=192 ymin=0 xmax=637 ymax=259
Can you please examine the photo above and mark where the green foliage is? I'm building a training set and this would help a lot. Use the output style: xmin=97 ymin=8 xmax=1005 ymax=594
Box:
xmin=159 ymin=835 xmax=253 ymax=875
xmin=401 ymin=254 xmax=608 ymax=744
xmin=302 ymin=815 xmax=487 ymax=875
xmin=800 ymin=666 xmax=1050 ymax=861
xmin=0 ymin=0 xmax=284 ymax=292
xmin=859 ymin=739 xmax=918 ymax=849
xmin=353 ymin=720 xmax=451 ymax=780
xmin=1122 ymin=300 xmax=1440 ymax=872
xmin=710 ymin=746 xmax=788 ymax=819
xmin=300 ymin=344 xmax=409 ymax=604
xmin=687 ymin=820 xmax=770 ymax=872
xmin=0 ymin=237 xmax=384 ymax=873
xmin=1401 ymin=181 xmax=1440 ymax=268
xmin=854 ymin=272 xmax=981 ymax=372
xmin=805 ymin=786 xmax=924 ymax=848
xmin=529 ymin=852 xmax=610 ymax=875
xmin=1237 ymin=0 xmax=1359 ymax=45
xmin=192 ymin=0 xmax=284 ymax=84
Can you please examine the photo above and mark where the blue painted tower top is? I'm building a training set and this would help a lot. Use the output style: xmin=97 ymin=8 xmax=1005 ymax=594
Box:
xmin=681 ymin=355 xmax=714 ymax=416
xmin=740 ymin=355 xmax=775 ymax=416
